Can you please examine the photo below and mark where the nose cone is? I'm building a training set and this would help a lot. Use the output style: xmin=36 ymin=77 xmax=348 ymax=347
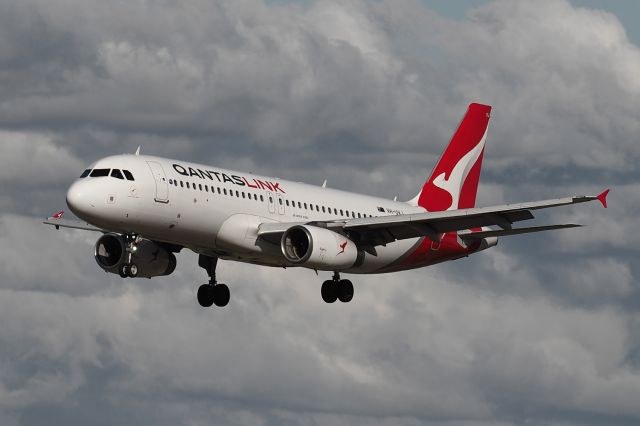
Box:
xmin=66 ymin=181 xmax=94 ymax=220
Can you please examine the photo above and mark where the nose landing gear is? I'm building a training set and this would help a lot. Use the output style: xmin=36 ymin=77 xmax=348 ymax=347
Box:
xmin=321 ymin=271 xmax=354 ymax=303
xmin=119 ymin=233 xmax=139 ymax=278
xmin=197 ymin=255 xmax=230 ymax=307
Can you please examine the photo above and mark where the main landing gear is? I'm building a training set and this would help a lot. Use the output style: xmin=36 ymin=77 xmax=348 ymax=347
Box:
xmin=119 ymin=233 xmax=139 ymax=278
xmin=197 ymin=255 xmax=230 ymax=308
xmin=321 ymin=271 xmax=354 ymax=304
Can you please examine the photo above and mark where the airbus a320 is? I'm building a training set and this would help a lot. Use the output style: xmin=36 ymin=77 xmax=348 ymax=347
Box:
xmin=45 ymin=103 xmax=609 ymax=308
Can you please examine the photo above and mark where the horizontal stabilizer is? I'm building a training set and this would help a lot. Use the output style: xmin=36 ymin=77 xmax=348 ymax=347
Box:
xmin=461 ymin=224 xmax=581 ymax=240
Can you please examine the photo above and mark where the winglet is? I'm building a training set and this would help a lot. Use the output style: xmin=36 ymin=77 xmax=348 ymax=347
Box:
xmin=52 ymin=210 xmax=64 ymax=219
xmin=596 ymin=189 xmax=610 ymax=208
xmin=135 ymin=146 xmax=141 ymax=156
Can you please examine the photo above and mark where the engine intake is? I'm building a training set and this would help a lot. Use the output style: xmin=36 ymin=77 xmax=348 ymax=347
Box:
xmin=94 ymin=233 xmax=176 ymax=278
xmin=281 ymin=225 xmax=358 ymax=270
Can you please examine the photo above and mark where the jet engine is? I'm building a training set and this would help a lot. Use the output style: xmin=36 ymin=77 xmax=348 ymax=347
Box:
xmin=280 ymin=225 xmax=359 ymax=270
xmin=94 ymin=233 xmax=176 ymax=278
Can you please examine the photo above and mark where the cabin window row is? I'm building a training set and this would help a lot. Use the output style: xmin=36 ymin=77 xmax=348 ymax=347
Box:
xmin=169 ymin=178 xmax=375 ymax=219
xmin=169 ymin=178 xmax=265 ymax=202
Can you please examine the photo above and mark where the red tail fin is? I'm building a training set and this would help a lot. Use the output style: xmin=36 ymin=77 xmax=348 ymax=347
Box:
xmin=415 ymin=103 xmax=491 ymax=212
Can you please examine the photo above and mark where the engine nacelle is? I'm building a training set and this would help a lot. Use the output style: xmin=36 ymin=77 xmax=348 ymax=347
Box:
xmin=280 ymin=225 xmax=359 ymax=270
xmin=94 ymin=233 xmax=177 ymax=278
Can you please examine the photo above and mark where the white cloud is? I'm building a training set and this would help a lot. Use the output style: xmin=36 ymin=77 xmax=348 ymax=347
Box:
xmin=0 ymin=132 xmax=84 ymax=184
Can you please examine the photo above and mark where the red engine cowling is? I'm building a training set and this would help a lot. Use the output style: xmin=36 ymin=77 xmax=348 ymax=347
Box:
xmin=280 ymin=225 xmax=358 ymax=270
xmin=94 ymin=234 xmax=176 ymax=278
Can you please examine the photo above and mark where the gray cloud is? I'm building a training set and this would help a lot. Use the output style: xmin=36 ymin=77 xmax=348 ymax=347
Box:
xmin=0 ymin=0 xmax=639 ymax=425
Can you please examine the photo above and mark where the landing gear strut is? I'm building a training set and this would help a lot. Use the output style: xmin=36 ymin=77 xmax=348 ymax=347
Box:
xmin=197 ymin=255 xmax=230 ymax=307
xmin=321 ymin=271 xmax=354 ymax=303
xmin=119 ymin=233 xmax=139 ymax=278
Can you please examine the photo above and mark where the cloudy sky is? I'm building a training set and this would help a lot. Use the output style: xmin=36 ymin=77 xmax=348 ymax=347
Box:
xmin=0 ymin=0 xmax=638 ymax=424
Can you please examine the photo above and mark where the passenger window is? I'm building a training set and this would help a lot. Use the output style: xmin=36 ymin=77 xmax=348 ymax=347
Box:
xmin=110 ymin=169 xmax=124 ymax=180
xmin=217 ymin=188 xmax=221 ymax=194
xmin=180 ymin=181 xmax=184 ymax=188
xmin=254 ymin=194 xmax=258 ymax=201
xmin=278 ymin=198 xmax=282 ymax=205
xmin=334 ymin=208 xmax=338 ymax=215
xmin=286 ymin=200 xmax=289 ymax=207
xmin=260 ymin=195 xmax=264 ymax=202
xmin=235 ymin=190 xmax=239 ymax=197
xmin=199 ymin=184 xmax=202 ymax=191
xmin=269 ymin=196 xmax=273 ymax=203
xmin=122 ymin=170 xmax=134 ymax=181
xmin=205 ymin=185 xmax=208 ymax=192
xmin=304 ymin=203 xmax=307 ymax=209
xmin=90 ymin=168 xmax=110 ymax=177
xmin=242 ymin=192 xmax=246 ymax=199
xmin=322 ymin=206 xmax=325 ymax=213
xmin=186 ymin=182 xmax=190 ymax=189
xmin=357 ymin=213 xmax=361 ymax=218
xmin=297 ymin=202 xmax=301 ymax=208
xmin=316 ymin=205 xmax=320 ymax=212
xmin=80 ymin=169 xmax=91 ymax=178
xmin=223 ymin=188 xmax=227 ymax=195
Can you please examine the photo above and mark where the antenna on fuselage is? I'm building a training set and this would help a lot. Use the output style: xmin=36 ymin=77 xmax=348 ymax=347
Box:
xmin=135 ymin=146 xmax=141 ymax=156
xmin=322 ymin=180 xmax=327 ymax=188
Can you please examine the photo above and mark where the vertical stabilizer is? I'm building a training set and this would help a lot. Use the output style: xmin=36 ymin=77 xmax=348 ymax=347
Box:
xmin=410 ymin=103 xmax=492 ymax=212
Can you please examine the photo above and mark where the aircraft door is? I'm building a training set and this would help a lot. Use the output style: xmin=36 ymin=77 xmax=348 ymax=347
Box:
xmin=267 ymin=192 xmax=276 ymax=214
xmin=276 ymin=194 xmax=285 ymax=215
xmin=146 ymin=161 xmax=169 ymax=203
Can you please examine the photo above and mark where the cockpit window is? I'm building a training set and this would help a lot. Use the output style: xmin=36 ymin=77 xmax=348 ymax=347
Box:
xmin=122 ymin=170 xmax=134 ymax=181
xmin=80 ymin=169 xmax=91 ymax=178
xmin=90 ymin=169 xmax=110 ymax=177
xmin=110 ymin=169 xmax=124 ymax=180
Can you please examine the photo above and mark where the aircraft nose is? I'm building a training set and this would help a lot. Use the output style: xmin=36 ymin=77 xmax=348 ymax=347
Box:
xmin=66 ymin=181 xmax=94 ymax=219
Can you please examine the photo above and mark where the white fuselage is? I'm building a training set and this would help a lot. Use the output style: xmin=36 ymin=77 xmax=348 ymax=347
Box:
xmin=67 ymin=154 xmax=479 ymax=274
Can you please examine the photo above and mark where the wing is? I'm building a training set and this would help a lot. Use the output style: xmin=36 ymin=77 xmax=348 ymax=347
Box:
xmin=43 ymin=214 xmax=103 ymax=232
xmin=258 ymin=190 xmax=609 ymax=247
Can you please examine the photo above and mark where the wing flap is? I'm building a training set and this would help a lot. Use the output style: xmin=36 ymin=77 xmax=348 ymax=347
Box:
xmin=460 ymin=224 xmax=582 ymax=241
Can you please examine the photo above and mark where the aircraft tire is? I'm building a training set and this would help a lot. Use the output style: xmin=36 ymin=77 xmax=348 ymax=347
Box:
xmin=337 ymin=279 xmax=354 ymax=303
xmin=321 ymin=280 xmax=338 ymax=303
xmin=128 ymin=263 xmax=138 ymax=278
xmin=213 ymin=284 xmax=230 ymax=307
xmin=197 ymin=284 xmax=214 ymax=307
xmin=119 ymin=265 xmax=129 ymax=278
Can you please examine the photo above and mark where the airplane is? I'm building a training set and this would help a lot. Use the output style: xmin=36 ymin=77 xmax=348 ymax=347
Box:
xmin=44 ymin=103 xmax=609 ymax=308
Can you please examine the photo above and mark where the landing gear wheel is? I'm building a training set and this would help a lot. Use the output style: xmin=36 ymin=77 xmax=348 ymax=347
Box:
xmin=119 ymin=265 xmax=129 ymax=278
xmin=197 ymin=284 xmax=214 ymax=307
xmin=128 ymin=263 xmax=138 ymax=278
xmin=337 ymin=279 xmax=354 ymax=303
xmin=213 ymin=284 xmax=230 ymax=307
xmin=197 ymin=255 xmax=231 ymax=308
xmin=321 ymin=280 xmax=338 ymax=303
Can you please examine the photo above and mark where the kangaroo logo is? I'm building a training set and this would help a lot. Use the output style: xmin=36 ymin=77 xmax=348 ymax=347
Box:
xmin=337 ymin=241 xmax=347 ymax=256
xmin=431 ymin=128 xmax=488 ymax=211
